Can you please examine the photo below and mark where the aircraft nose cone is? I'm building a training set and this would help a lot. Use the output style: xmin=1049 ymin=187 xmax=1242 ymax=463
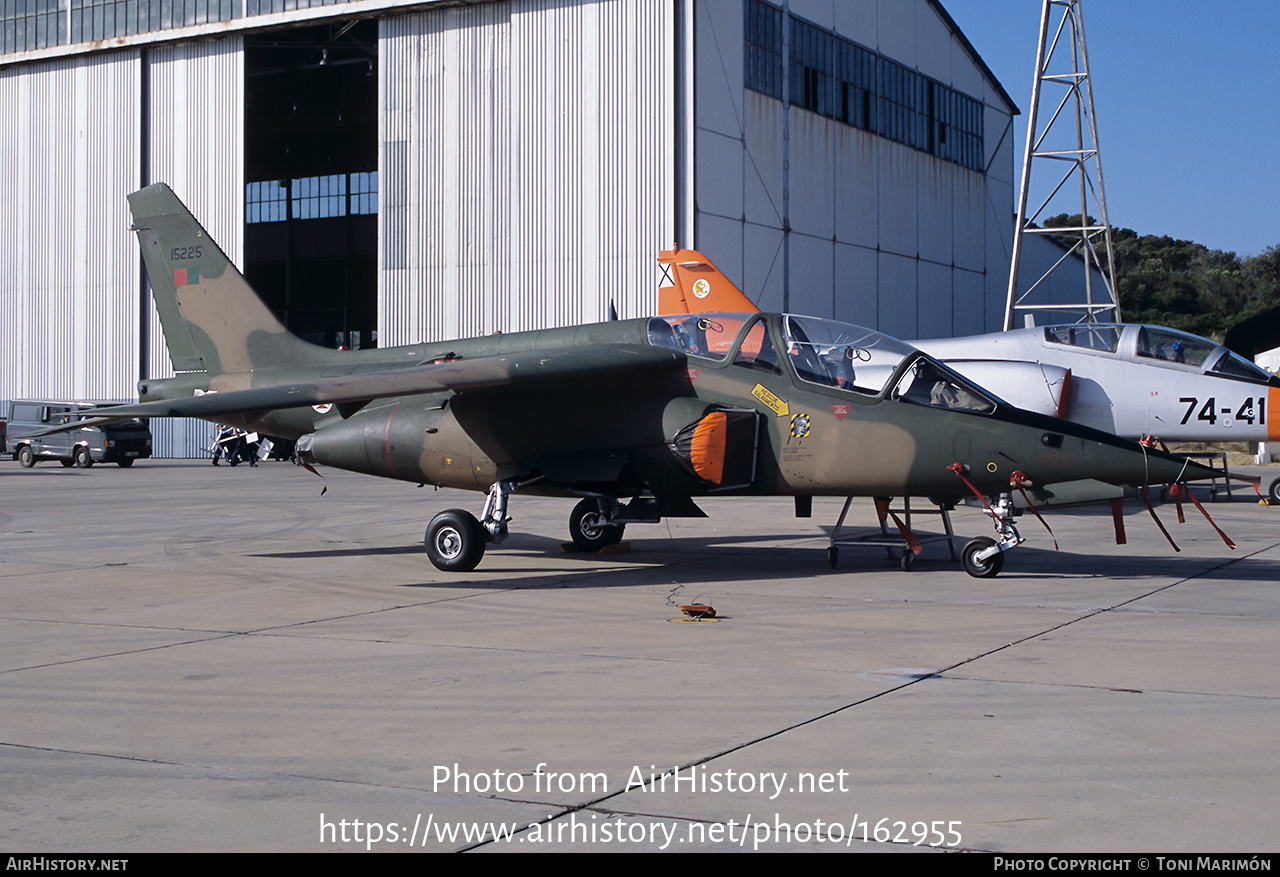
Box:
xmin=999 ymin=415 xmax=1229 ymax=491
xmin=1080 ymin=433 xmax=1224 ymax=488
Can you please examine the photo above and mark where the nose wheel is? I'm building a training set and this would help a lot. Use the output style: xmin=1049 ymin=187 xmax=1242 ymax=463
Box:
xmin=961 ymin=493 xmax=1022 ymax=578
xmin=960 ymin=536 xmax=1004 ymax=578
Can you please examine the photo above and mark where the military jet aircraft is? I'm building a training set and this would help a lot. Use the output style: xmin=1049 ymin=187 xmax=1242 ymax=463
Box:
xmin=918 ymin=324 xmax=1279 ymax=442
xmin=56 ymin=184 xmax=1235 ymax=577
xmin=660 ymin=248 xmax=1280 ymax=500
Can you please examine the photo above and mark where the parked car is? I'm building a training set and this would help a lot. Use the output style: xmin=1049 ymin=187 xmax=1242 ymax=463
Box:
xmin=6 ymin=400 xmax=152 ymax=468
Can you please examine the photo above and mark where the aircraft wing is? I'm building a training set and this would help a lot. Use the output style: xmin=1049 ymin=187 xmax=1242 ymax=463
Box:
xmin=29 ymin=344 xmax=684 ymax=434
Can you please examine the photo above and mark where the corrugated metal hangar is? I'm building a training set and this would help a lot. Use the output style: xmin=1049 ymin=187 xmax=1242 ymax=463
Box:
xmin=0 ymin=0 xmax=1021 ymax=456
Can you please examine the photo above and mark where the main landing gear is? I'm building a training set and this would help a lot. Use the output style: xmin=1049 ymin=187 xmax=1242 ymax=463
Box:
xmin=424 ymin=478 xmax=520 ymax=572
xmin=424 ymin=510 xmax=488 ymax=572
xmin=568 ymin=498 xmax=626 ymax=551
xmin=423 ymin=482 xmax=631 ymax=572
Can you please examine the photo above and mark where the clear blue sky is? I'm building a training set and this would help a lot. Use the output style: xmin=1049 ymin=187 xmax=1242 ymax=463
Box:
xmin=942 ymin=0 xmax=1280 ymax=257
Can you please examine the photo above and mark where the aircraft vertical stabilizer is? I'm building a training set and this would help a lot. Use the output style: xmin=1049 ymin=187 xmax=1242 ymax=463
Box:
xmin=658 ymin=247 xmax=758 ymax=314
xmin=128 ymin=183 xmax=333 ymax=376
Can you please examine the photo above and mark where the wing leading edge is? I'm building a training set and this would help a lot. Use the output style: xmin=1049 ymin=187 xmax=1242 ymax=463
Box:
xmin=30 ymin=344 xmax=684 ymax=436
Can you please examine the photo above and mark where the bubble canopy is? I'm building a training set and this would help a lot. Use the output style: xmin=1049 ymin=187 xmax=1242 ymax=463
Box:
xmin=647 ymin=313 xmax=997 ymax=414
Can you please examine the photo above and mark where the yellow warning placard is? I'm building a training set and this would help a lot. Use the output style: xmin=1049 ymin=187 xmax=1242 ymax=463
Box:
xmin=751 ymin=383 xmax=789 ymax=417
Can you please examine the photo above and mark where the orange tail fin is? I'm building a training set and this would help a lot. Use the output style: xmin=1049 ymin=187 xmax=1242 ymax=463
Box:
xmin=657 ymin=246 xmax=760 ymax=315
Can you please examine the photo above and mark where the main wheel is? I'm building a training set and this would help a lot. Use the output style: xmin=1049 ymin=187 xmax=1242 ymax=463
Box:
xmin=117 ymin=459 xmax=134 ymax=468
xmin=425 ymin=509 xmax=487 ymax=572
xmin=569 ymin=499 xmax=625 ymax=551
xmin=1269 ymin=476 xmax=1280 ymax=505
xmin=60 ymin=459 xmax=74 ymax=467
xmin=16 ymin=445 xmax=35 ymax=468
xmin=73 ymin=446 xmax=93 ymax=468
xmin=961 ymin=536 xmax=1003 ymax=578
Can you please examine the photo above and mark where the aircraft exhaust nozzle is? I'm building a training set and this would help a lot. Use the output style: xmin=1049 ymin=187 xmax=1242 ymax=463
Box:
xmin=294 ymin=433 xmax=318 ymax=466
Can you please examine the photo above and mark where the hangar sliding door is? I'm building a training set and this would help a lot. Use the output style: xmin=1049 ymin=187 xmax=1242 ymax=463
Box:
xmin=0 ymin=52 xmax=142 ymax=406
xmin=378 ymin=0 xmax=678 ymax=346
xmin=145 ymin=38 xmax=244 ymax=457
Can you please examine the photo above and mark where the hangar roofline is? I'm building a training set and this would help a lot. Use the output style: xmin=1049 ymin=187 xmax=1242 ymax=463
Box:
xmin=929 ymin=0 xmax=1021 ymax=116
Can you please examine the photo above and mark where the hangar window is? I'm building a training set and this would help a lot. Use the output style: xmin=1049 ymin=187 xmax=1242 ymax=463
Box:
xmin=931 ymin=84 xmax=983 ymax=170
xmin=247 ymin=173 xmax=378 ymax=223
xmin=835 ymin=39 xmax=877 ymax=132
xmin=745 ymin=5 xmax=985 ymax=173
xmin=2 ymin=0 xmax=66 ymax=52
xmin=246 ymin=181 xmax=288 ymax=223
xmin=744 ymin=0 xmax=782 ymax=99
xmin=878 ymin=58 xmax=927 ymax=152
xmin=350 ymin=172 xmax=378 ymax=215
xmin=292 ymin=175 xmax=347 ymax=220
xmin=790 ymin=18 xmax=832 ymax=116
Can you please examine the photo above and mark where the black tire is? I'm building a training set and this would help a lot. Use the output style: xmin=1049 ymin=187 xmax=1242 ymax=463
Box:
xmin=1269 ymin=476 xmax=1280 ymax=505
xmin=901 ymin=550 xmax=914 ymax=571
xmin=16 ymin=445 xmax=35 ymax=468
xmin=569 ymin=498 xmax=625 ymax=551
xmin=60 ymin=459 xmax=74 ymax=467
xmin=73 ymin=446 xmax=92 ymax=468
xmin=828 ymin=545 xmax=839 ymax=569
xmin=425 ymin=509 xmax=487 ymax=572
xmin=961 ymin=536 xmax=1003 ymax=578
xmin=117 ymin=459 xmax=134 ymax=468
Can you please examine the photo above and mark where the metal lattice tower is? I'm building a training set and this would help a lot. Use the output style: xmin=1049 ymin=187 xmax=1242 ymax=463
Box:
xmin=1003 ymin=0 xmax=1119 ymax=330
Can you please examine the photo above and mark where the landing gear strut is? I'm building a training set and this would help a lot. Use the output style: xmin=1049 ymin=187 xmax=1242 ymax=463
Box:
xmin=423 ymin=478 xmax=540 ymax=572
xmin=960 ymin=493 xmax=1022 ymax=578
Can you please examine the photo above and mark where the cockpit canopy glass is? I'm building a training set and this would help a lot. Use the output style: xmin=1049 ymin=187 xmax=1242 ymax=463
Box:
xmin=648 ymin=314 xmax=757 ymax=362
xmin=1135 ymin=326 xmax=1217 ymax=367
xmin=1210 ymin=348 xmax=1275 ymax=384
xmin=890 ymin=358 xmax=996 ymax=413
xmin=780 ymin=315 xmax=918 ymax=396
xmin=1044 ymin=324 xmax=1122 ymax=353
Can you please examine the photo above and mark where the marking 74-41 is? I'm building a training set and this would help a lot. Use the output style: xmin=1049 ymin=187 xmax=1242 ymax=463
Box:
xmin=1180 ymin=396 xmax=1266 ymax=427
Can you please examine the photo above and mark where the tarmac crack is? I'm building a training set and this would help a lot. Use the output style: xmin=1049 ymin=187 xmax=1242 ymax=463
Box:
xmin=0 ymin=631 xmax=242 ymax=675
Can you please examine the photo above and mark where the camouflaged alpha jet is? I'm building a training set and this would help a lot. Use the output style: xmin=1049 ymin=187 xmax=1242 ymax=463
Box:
xmin=84 ymin=183 xmax=1234 ymax=576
